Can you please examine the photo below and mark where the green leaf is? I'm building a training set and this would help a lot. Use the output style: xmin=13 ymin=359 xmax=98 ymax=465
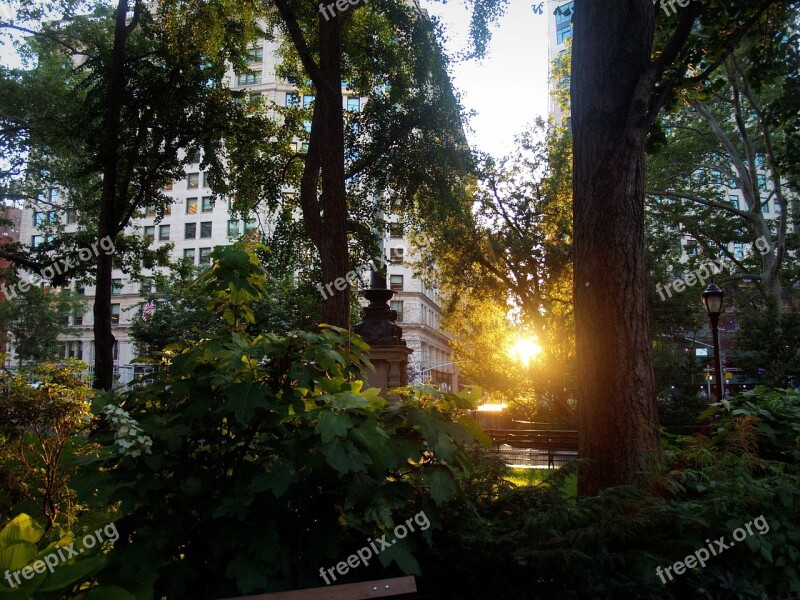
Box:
xmin=0 ymin=541 xmax=38 ymax=572
xmin=424 ymin=466 xmax=459 ymax=506
xmin=320 ymin=440 xmax=368 ymax=473
xmin=316 ymin=410 xmax=353 ymax=443
xmin=0 ymin=515 xmax=44 ymax=548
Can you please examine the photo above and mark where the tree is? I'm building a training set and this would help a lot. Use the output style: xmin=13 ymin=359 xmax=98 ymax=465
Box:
xmin=0 ymin=285 xmax=84 ymax=367
xmin=428 ymin=121 xmax=575 ymax=422
xmin=0 ymin=360 xmax=94 ymax=533
xmin=571 ymin=0 xmax=798 ymax=495
xmin=0 ymin=0 xmax=275 ymax=389
xmin=646 ymin=50 xmax=800 ymax=309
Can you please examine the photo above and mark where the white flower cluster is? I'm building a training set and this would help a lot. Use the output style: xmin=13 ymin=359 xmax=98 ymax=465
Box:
xmin=102 ymin=405 xmax=153 ymax=457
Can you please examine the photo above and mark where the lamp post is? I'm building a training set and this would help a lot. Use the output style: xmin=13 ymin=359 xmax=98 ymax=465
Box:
xmin=702 ymin=283 xmax=725 ymax=403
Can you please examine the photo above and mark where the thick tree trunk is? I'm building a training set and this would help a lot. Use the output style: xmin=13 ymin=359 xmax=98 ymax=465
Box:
xmin=572 ymin=0 xmax=660 ymax=495
xmin=93 ymin=0 xmax=129 ymax=390
xmin=317 ymin=17 xmax=350 ymax=329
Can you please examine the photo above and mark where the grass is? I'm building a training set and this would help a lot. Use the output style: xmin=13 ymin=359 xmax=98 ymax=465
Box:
xmin=506 ymin=467 xmax=578 ymax=497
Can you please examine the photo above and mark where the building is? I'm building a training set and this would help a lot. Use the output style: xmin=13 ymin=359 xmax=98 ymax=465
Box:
xmin=11 ymin=35 xmax=460 ymax=389
xmin=0 ymin=206 xmax=22 ymax=354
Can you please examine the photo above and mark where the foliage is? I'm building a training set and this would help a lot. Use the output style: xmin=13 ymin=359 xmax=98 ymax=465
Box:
xmin=0 ymin=513 xmax=127 ymax=599
xmin=78 ymin=244 xmax=478 ymax=598
xmin=435 ymin=122 xmax=575 ymax=422
xmin=0 ymin=360 xmax=94 ymax=534
xmin=0 ymin=287 xmax=85 ymax=366
xmin=129 ymin=249 xmax=323 ymax=359
xmin=414 ymin=388 xmax=800 ymax=599
xmin=735 ymin=308 xmax=800 ymax=388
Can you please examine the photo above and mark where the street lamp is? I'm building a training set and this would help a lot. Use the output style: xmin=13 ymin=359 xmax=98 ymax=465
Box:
xmin=702 ymin=283 xmax=725 ymax=402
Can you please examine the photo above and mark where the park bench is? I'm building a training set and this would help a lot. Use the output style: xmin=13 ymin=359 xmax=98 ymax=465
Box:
xmin=486 ymin=429 xmax=578 ymax=468
xmin=219 ymin=575 xmax=417 ymax=600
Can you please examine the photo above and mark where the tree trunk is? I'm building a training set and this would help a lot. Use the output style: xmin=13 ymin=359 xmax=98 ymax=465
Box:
xmin=572 ymin=0 xmax=660 ymax=495
xmin=93 ymin=0 xmax=130 ymax=390
xmin=317 ymin=16 xmax=350 ymax=329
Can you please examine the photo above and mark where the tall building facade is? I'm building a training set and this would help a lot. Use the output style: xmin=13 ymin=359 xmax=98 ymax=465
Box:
xmin=11 ymin=36 xmax=459 ymax=390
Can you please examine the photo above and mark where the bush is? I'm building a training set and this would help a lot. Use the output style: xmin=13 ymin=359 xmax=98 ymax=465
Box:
xmin=80 ymin=244 xmax=479 ymax=599
xmin=417 ymin=388 xmax=800 ymax=599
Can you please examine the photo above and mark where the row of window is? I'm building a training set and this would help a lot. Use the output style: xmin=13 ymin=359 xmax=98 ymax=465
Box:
xmin=728 ymin=194 xmax=781 ymax=214
xmin=284 ymin=93 xmax=361 ymax=112
xmin=143 ymin=219 xmax=258 ymax=241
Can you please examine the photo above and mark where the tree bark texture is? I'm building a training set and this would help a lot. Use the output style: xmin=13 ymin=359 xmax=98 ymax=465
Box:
xmin=572 ymin=0 xmax=661 ymax=495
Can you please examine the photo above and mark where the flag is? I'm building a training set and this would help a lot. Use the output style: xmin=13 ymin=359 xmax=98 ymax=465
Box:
xmin=142 ymin=299 xmax=156 ymax=321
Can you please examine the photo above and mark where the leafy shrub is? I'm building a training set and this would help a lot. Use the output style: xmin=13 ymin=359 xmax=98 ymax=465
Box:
xmin=80 ymin=244 xmax=478 ymax=599
xmin=0 ymin=360 xmax=95 ymax=533
xmin=417 ymin=388 xmax=800 ymax=599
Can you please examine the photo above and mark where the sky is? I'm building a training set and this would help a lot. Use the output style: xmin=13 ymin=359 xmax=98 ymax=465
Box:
xmin=0 ymin=0 xmax=552 ymax=159
xmin=421 ymin=0 xmax=551 ymax=158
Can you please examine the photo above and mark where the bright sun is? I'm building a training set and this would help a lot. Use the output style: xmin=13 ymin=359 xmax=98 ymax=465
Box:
xmin=508 ymin=337 xmax=543 ymax=366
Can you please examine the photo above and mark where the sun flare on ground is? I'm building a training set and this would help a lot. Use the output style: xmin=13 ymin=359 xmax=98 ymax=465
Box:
xmin=508 ymin=336 xmax=543 ymax=366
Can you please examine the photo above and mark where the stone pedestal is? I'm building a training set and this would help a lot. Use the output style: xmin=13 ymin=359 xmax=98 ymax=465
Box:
xmin=353 ymin=283 xmax=413 ymax=400
xmin=361 ymin=345 xmax=414 ymax=397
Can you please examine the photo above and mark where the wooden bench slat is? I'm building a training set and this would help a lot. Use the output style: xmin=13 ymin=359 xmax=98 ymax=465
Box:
xmin=218 ymin=576 xmax=417 ymax=600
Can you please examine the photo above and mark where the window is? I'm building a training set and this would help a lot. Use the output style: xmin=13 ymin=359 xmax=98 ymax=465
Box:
xmin=202 ymin=172 xmax=210 ymax=188
xmin=201 ymin=196 xmax=215 ymax=212
xmin=75 ymin=282 xmax=85 ymax=295
xmin=391 ymin=300 xmax=404 ymax=322
xmin=249 ymin=93 xmax=261 ymax=102
xmin=183 ymin=248 xmax=196 ymax=263
xmin=389 ymin=223 xmax=403 ymax=238
xmin=185 ymin=223 xmax=197 ymax=239
xmin=228 ymin=220 xmax=241 ymax=237
xmin=757 ymin=174 xmax=767 ymax=190
xmin=32 ymin=235 xmax=43 ymax=248
xmin=65 ymin=341 xmax=83 ymax=360
xmin=66 ymin=210 xmax=77 ymax=224
xmin=141 ymin=277 xmax=154 ymax=294
xmin=144 ymin=226 xmax=155 ymax=241
xmin=299 ymin=142 xmax=309 ymax=154
xmin=49 ymin=188 xmax=59 ymax=202
xmin=286 ymin=93 xmax=300 ymax=107
xmin=557 ymin=27 xmax=573 ymax=44
xmin=189 ymin=150 xmax=201 ymax=163
xmin=111 ymin=304 xmax=121 ymax=325
xmin=247 ymin=46 xmax=263 ymax=62
xmin=347 ymin=97 xmax=360 ymax=112
xmin=303 ymin=120 xmax=312 ymax=133
xmin=146 ymin=205 xmax=157 ymax=217
xmin=761 ymin=199 xmax=769 ymax=213
xmin=187 ymin=173 xmax=200 ymax=189
xmin=389 ymin=247 xmax=404 ymax=264
xmin=774 ymin=202 xmax=781 ymax=215
xmin=237 ymin=72 xmax=261 ymax=85
xmin=33 ymin=212 xmax=44 ymax=227
xmin=73 ymin=310 xmax=83 ymax=326
xmin=710 ymin=170 xmax=723 ymax=185
xmin=164 ymin=204 xmax=172 ymax=216
xmin=47 ymin=211 xmax=57 ymax=224
xmin=244 ymin=218 xmax=258 ymax=232
xmin=303 ymin=94 xmax=315 ymax=109
xmin=200 ymin=222 xmax=212 ymax=238
xmin=163 ymin=181 xmax=173 ymax=190
xmin=112 ymin=279 xmax=122 ymax=295
xmin=390 ymin=274 xmax=403 ymax=291
xmin=199 ymin=247 xmax=212 ymax=264
xmin=729 ymin=194 xmax=740 ymax=209
xmin=186 ymin=197 xmax=198 ymax=214
xmin=728 ymin=176 xmax=737 ymax=188
xmin=734 ymin=243 xmax=745 ymax=258
xmin=685 ymin=241 xmax=697 ymax=256
xmin=158 ymin=225 xmax=170 ymax=240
